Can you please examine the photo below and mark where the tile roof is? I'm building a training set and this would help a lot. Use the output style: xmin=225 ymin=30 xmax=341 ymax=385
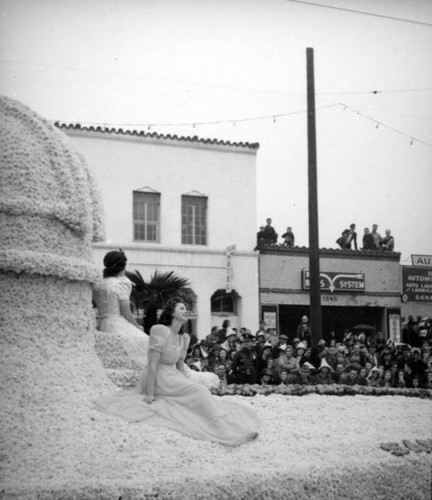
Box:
xmin=54 ymin=122 xmax=260 ymax=150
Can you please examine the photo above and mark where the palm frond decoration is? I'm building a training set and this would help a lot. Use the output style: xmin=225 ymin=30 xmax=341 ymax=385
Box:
xmin=126 ymin=269 xmax=195 ymax=333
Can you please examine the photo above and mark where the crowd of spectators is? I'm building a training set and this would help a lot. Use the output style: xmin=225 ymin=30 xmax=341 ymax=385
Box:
xmin=185 ymin=318 xmax=432 ymax=390
xmin=256 ymin=219 xmax=395 ymax=252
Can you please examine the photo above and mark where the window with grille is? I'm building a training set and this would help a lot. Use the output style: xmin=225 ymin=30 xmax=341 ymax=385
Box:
xmin=133 ymin=191 xmax=160 ymax=242
xmin=181 ymin=195 xmax=207 ymax=245
xmin=210 ymin=290 xmax=239 ymax=314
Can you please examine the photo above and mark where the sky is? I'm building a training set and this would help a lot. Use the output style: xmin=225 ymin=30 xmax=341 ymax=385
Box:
xmin=1 ymin=0 xmax=431 ymax=262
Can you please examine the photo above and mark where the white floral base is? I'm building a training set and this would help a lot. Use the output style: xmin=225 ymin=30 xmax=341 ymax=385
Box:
xmin=2 ymin=394 xmax=431 ymax=499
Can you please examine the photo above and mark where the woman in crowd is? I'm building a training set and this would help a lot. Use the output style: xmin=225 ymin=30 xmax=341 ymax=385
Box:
xmin=95 ymin=298 xmax=259 ymax=446
xmin=314 ymin=359 xmax=333 ymax=385
xmin=366 ymin=367 xmax=381 ymax=387
xmin=263 ymin=356 xmax=280 ymax=383
xmin=186 ymin=343 xmax=209 ymax=372
xmin=256 ymin=341 xmax=273 ymax=374
xmin=379 ymin=370 xmax=394 ymax=388
xmin=92 ymin=249 xmax=149 ymax=367
xmin=217 ymin=348 xmax=233 ymax=372
xmin=395 ymin=369 xmax=407 ymax=388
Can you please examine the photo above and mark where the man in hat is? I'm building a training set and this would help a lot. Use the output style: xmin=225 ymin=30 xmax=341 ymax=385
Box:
xmin=231 ymin=331 xmax=258 ymax=384
xmin=274 ymin=333 xmax=289 ymax=358
xmin=259 ymin=368 xmax=276 ymax=386
xmin=219 ymin=327 xmax=237 ymax=352
xmin=255 ymin=331 xmax=266 ymax=352
xmin=296 ymin=362 xmax=316 ymax=385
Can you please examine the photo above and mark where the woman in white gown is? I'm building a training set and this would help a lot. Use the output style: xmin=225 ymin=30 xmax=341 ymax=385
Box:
xmin=95 ymin=299 xmax=259 ymax=446
xmin=92 ymin=250 xmax=149 ymax=367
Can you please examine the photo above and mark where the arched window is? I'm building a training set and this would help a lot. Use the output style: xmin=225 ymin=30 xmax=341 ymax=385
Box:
xmin=210 ymin=289 xmax=240 ymax=314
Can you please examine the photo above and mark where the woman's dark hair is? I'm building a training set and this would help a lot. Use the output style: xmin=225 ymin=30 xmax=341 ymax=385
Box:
xmin=222 ymin=319 xmax=230 ymax=329
xmin=158 ymin=298 xmax=186 ymax=327
xmin=103 ymin=250 xmax=127 ymax=278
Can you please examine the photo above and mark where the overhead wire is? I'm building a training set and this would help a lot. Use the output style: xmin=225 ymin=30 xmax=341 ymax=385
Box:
xmin=2 ymin=59 xmax=432 ymax=98
xmin=283 ymin=0 xmax=432 ymax=27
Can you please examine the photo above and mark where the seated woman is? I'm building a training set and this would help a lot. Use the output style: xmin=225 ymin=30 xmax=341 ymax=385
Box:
xmin=92 ymin=249 xmax=149 ymax=367
xmin=94 ymin=298 xmax=259 ymax=446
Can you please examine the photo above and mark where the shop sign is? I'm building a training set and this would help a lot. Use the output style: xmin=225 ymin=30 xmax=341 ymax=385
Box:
xmin=263 ymin=311 xmax=277 ymax=329
xmin=388 ymin=314 xmax=401 ymax=343
xmin=302 ymin=271 xmax=365 ymax=293
xmin=401 ymin=267 xmax=432 ymax=303
xmin=226 ymin=244 xmax=236 ymax=292
xmin=411 ymin=255 xmax=432 ymax=267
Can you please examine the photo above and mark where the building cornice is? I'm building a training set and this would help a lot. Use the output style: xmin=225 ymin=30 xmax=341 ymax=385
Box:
xmin=54 ymin=122 xmax=259 ymax=153
xmin=257 ymin=245 xmax=401 ymax=262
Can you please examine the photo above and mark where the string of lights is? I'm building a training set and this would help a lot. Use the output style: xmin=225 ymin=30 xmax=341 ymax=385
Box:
xmin=52 ymin=101 xmax=431 ymax=148
xmin=60 ymin=103 xmax=338 ymax=128
xmin=284 ymin=0 xmax=432 ymax=27
xmin=338 ymin=103 xmax=432 ymax=148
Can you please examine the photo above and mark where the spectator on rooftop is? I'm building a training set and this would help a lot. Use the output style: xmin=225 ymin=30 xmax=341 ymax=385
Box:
xmin=256 ymin=226 xmax=266 ymax=247
xmin=371 ymin=224 xmax=381 ymax=249
xmin=281 ymin=226 xmax=295 ymax=247
xmin=262 ymin=218 xmax=278 ymax=245
xmin=380 ymin=229 xmax=394 ymax=251
xmin=362 ymin=227 xmax=375 ymax=250
xmin=337 ymin=223 xmax=358 ymax=250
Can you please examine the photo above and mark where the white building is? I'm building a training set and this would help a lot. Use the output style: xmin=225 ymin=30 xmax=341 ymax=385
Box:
xmin=56 ymin=123 xmax=260 ymax=337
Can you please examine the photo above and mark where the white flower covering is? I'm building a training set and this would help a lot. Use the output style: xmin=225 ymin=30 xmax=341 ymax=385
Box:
xmin=0 ymin=95 xmax=104 ymax=280
xmin=0 ymin=97 xmax=430 ymax=499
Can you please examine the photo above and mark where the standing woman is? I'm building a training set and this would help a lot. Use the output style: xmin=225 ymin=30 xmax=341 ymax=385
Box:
xmin=92 ymin=250 xmax=149 ymax=366
xmin=95 ymin=298 xmax=259 ymax=446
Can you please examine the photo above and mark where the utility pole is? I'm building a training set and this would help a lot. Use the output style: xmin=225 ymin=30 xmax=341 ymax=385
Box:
xmin=306 ymin=47 xmax=322 ymax=347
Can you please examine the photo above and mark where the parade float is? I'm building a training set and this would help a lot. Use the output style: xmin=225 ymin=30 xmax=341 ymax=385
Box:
xmin=0 ymin=96 xmax=431 ymax=499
